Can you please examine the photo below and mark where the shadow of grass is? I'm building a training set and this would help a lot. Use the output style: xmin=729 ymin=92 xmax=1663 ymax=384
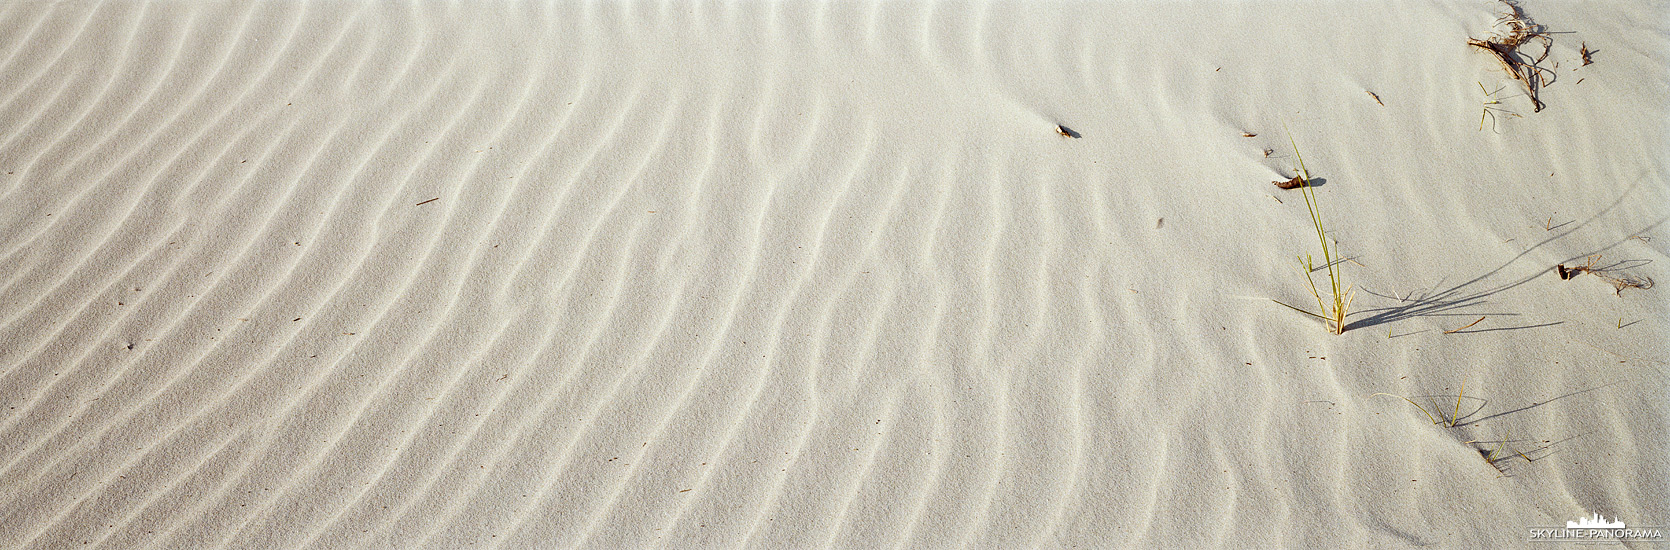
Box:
xmin=1341 ymin=182 xmax=1666 ymax=333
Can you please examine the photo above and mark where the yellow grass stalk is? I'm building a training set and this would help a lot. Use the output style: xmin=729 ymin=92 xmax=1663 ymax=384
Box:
xmin=1271 ymin=126 xmax=1354 ymax=334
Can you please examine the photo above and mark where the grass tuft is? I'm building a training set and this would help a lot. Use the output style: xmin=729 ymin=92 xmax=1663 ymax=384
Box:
xmin=1472 ymin=429 xmax=1535 ymax=475
xmin=1374 ymin=382 xmax=1473 ymax=428
xmin=1271 ymin=126 xmax=1353 ymax=334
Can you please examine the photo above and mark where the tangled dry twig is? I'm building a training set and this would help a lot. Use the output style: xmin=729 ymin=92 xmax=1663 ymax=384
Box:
xmin=1468 ymin=1 xmax=1554 ymax=112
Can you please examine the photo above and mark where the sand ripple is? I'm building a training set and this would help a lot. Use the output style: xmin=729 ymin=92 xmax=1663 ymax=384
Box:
xmin=2 ymin=2 xmax=1666 ymax=548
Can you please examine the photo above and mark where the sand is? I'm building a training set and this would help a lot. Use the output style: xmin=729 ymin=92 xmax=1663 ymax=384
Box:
xmin=1 ymin=1 xmax=1666 ymax=548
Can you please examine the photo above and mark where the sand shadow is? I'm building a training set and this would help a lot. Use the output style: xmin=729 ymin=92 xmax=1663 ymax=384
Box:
xmin=1341 ymin=180 xmax=1666 ymax=333
xmin=1411 ymin=382 xmax=1616 ymax=476
xmin=1454 ymin=381 xmax=1623 ymax=428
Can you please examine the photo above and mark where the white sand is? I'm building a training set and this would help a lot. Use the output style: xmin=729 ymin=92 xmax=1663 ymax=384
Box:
xmin=1 ymin=1 xmax=1666 ymax=548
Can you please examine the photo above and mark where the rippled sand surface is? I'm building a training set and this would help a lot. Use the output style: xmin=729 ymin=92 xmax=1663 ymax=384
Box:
xmin=1 ymin=2 xmax=1666 ymax=547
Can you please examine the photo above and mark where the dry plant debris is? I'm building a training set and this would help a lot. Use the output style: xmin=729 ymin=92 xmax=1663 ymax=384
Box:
xmin=1556 ymin=255 xmax=1655 ymax=295
xmin=1579 ymin=42 xmax=1594 ymax=66
xmin=1444 ymin=316 xmax=1487 ymax=334
xmin=1468 ymin=0 xmax=1554 ymax=112
xmin=1273 ymin=175 xmax=1305 ymax=190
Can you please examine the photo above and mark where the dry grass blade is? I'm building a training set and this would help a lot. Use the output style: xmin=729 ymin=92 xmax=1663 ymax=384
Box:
xmin=1373 ymin=393 xmax=1439 ymax=425
xmin=1478 ymin=82 xmax=1522 ymax=132
xmin=1444 ymin=316 xmax=1487 ymax=334
xmin=1452 ymin=381 xmax=1466 ymax=427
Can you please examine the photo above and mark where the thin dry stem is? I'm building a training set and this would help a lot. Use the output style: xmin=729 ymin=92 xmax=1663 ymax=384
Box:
xmin=1444 ymin=316 xmax=1487 ymax=334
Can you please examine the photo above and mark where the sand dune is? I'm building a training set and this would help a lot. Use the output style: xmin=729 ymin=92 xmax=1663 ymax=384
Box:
xmin=1 ymin=1 xmax=1666 ymax=548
